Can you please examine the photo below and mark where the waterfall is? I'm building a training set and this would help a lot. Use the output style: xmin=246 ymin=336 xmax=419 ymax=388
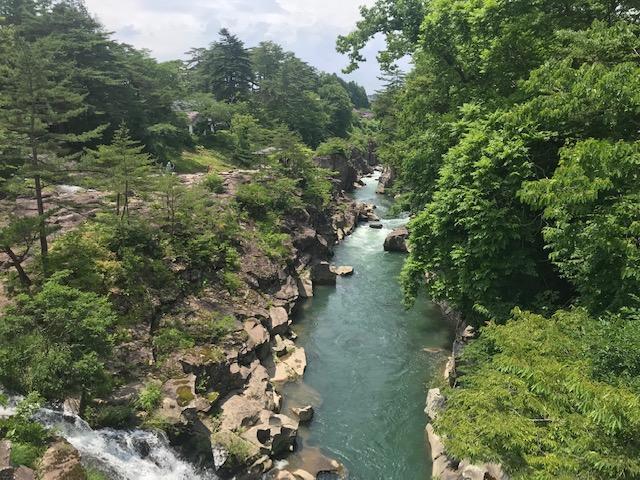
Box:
xmin=1 ymin=391 xmax=215 ymax=480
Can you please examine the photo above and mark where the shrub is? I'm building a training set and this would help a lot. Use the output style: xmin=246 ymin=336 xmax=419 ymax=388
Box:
xmin=9 ymin=443 xmax=43 ymax=468
xmin=136 ymin=383 xmax=162 ymax=413
xmin=202 ymin=173 xmax=225 ymax=193
xmin=0 ymin=273 xmax=116 ymax=399
xmin=85 ymin=404 xmax=136 ymax=429
xmin=436 ymin=308 xmax=640 ymax=479
xmin=315 ymin=137 xmax=353 ymax=158
xmin=152 ymin=328 xmax=195 ymax=357
xmin=221 ymin=271 xmax=242 ymax=294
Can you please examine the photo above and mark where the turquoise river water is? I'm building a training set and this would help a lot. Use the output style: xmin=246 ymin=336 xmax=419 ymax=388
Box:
xmin=284 ymin=173 xmax=453 ymax=480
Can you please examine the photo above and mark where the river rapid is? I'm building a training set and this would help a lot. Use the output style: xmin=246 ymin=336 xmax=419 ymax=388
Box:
xmin=283 ymin=173 xmax=453 ymax=479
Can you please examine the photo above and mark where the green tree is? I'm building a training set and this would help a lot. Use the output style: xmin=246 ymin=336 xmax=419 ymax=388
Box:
xmin=85 ymin=124 xmax=155 ymax=218
xmin=319 ymin=76 xmax=354 ymax=138
xmin=0 ymin=32 xmax=104 ymax=274
xmin=0 ymin=215 xmax=39 ymax=286
xmin=520 ymin=139 xmax=640 ymax=314
xmin=437 ymin=308 xmax=640 ymax=479
xmin=336 ymin=0 xmax=425 ymax=73
xmin=190 ymin=28 xmax=254 ymax=102
xmin=0 ymin=272 xmax=116 ymax=399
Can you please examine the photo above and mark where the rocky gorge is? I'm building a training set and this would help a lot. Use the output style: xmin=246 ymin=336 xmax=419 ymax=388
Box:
xmin=0 ymin=150 xmax=380 ymax=480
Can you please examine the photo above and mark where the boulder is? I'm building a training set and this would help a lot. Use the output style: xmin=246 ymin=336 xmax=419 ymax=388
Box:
xmin=296 ymin=270 xmax=313 ymax=298
xmin=426 ymin=424 xmax=445 ymax=461
xmin=292 ymin=470 xmax=315 ymax=480
xmin=38 ymin=440 xmax=85 ymax=480
xmin=13 ymin=467 xmax=35 ymax=480
xmin=369 ymin=223 xmax=383 ymax=229
xmin=291 ymin=405 xmax=314 ymax=423
xmin=275 ymin=470 xmax=296 ymax=480
xmin=243 ymin=319 xmax=270 ymax=359
xmin=211 ymin=430 xmax=261 ymax=475
xmin=274 ymin=276 xmax=299 ymax=309
xmin=267 ymin=307 xmax=291 ymax=336
xmin=331 ymin=265 xmax=354 ymax=276
xmin=159 ymin=375 xmax=210 ymax=424
xmin=425 ymin=388 xmax=445 ymax=421
xmin=376 ymin=165 xmax=395 ymax=194
xmin=272 ymin=347 xmax=307 ymax=383
xmin=242 ymin=411 xmax=298 ymax=457
xmin=383 ymin=226 xmax=409 ymax=253
xmin=311 ymin=262 xmax=336 ymax=286
xmin=0 ymin=441 xmax=10 ymax=468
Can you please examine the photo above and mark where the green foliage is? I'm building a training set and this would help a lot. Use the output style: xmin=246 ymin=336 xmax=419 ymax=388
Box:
xmin=85 ymin=468 xmax=109 ymax=480
xmin=221 ymin=271 xmax=242 ymax=294
xmin=189 ymin=28 xmax=254 ymax=102
xmin=437 ymin=308 xmax=640 ymax=479
xmin=316 ymin=137 xmax=352 ymax=158
xmin=9 ymin=443 xmax=42 ymax=469
xmin=336 ymin=0 xmax=425 ymax=74
xmin=520 ymin=139 xmax=640 ymax=314
xmin=85 ymin=123 xmax=156 ymax=218
xmin=0 ymin=395 xmax=50 ymax=468
xmin=152 ymin=328 xmax=195 ymax=357
xmin=235 ymin=178 xmax=301 ymax=219
xmin=0 ymin=273 xmax=116 ymax=399
xmin=202 ymin=172 xmax=225 ymax=193
xmin=85 ymin=404 xmax=135 ymax=429
xmin=136 ymin=382 xmax=162 ymax=413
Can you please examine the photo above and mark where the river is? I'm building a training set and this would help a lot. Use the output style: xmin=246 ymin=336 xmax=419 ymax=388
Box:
xmin=284 ymin=173 xmax=453 ymax=479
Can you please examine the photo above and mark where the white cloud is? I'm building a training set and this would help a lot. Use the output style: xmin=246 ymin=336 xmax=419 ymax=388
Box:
xmin=84 ymin=0 xmax=387 ymax=91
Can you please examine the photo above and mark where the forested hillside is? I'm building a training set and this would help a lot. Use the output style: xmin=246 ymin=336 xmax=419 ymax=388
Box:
xmin=0 ymin=1 xmax=376 ymax=478
xmin=342 ymin=1 xmax=640 ymax=478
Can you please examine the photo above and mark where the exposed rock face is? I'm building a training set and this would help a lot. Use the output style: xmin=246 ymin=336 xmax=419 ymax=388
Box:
xmin=272 ymin=347 xmax=307 ymax=383
xmin=314 ymin=154 xmax=358 ymax=193
xmin=311 ymin=262 xmax=337 ymax=286
xmin=291 ymin=405 xmax=314 ymax=424
xmin=296 ymin=270 xmax=313 ymax=298
xmin=267 ymin=307 xmax=291 ymax=336
xmin=314 ymin=151 xmax=375 ymax=193
xmin=0 ymin=441 xmax=10 ymax=469
xmin=376 ymin=165 xmax=395 ymax=194
xmin=427 ymin=321 xmax=509 ymax=480
xmin=369 ymin=223 xmax=383 ymax=229
xmin=13 ymin=467 xmax=35 ymax=480
xmin=384 ymin=226 xmax=409 ymax=253
xmin=425 ymin=388 xmax=445 ymax=421
xmin=38 ymin=440 xmax=86 ymax=480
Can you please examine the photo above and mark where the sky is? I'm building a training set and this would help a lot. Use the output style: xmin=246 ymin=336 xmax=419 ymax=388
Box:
xmin=82 ymin=0 xmax=394 ymax=94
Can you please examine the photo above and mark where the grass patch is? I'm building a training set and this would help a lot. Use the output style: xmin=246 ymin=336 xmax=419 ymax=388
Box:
xmin=174 ymin=147 xmax=231 ymax=174
xmin=9 ymin=442 xmax=44 ymax=469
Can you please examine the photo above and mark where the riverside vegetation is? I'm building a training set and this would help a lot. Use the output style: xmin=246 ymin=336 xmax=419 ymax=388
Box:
xmin=0 ymin=1 xmax=378 ymax=478
xmin=341 ymin=0 xmax=640 ymax=479
xmin=1 ymin=0 xmax=639 ymax=479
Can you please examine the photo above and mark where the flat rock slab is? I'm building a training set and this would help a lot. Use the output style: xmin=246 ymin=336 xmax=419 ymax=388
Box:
xmin=272 ymin=347 xmax=307 ymax=383
xmin=331 ymin=266 xmax=354 ymax=276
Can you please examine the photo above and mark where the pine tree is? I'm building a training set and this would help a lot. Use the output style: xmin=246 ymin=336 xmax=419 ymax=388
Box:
xmin=193 ymin=28 xmax=254 ymax=102
xmin=0 ymin=32 xmax=104 ymax=275
xmin=86 ymin=123 xmax=155 ymax=219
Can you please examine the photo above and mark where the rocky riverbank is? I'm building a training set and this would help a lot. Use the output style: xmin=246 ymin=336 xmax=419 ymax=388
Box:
xmin=424 ymin=311 xmax=509 ymax=480
xmin=0 ymin=153 xmax=378 ymax=480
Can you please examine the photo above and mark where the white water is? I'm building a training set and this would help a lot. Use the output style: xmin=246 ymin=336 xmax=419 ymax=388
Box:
xmin=1 ymin=391 xmax=214 ymax=480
